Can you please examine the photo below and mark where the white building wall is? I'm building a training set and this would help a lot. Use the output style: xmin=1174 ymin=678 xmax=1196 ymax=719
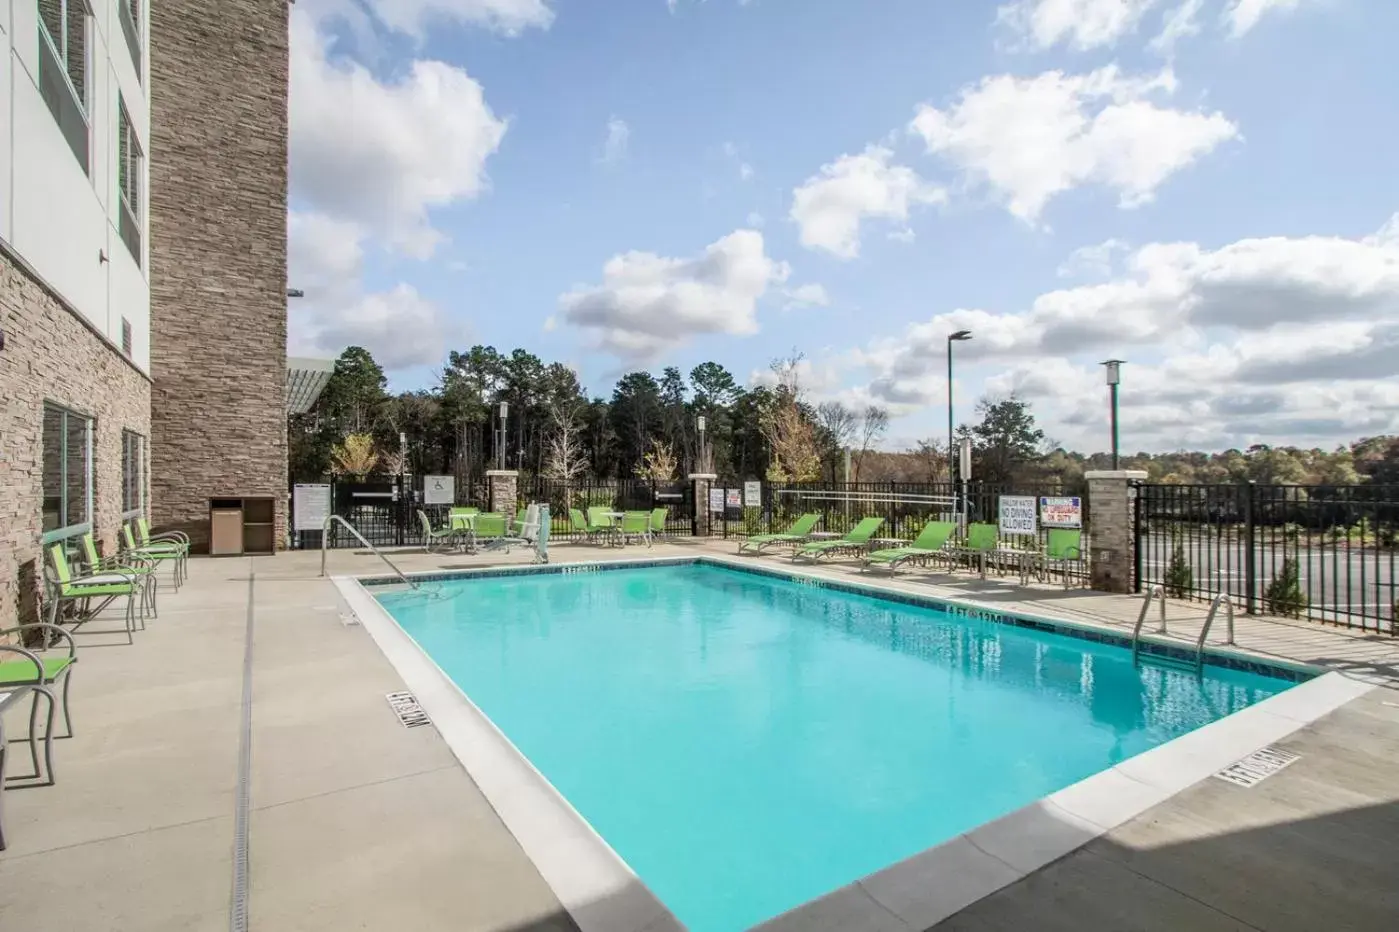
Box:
xmin=4 ymin=0 xmax=150 ymax=372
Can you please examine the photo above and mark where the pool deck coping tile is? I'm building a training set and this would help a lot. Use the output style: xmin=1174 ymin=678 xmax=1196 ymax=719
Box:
xmin=341 ymin=555 xmax=1377 ymax=932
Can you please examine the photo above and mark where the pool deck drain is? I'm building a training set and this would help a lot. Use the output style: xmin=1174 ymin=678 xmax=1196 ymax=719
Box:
xmin=3 ymin=543 xmax=1399 ymax=932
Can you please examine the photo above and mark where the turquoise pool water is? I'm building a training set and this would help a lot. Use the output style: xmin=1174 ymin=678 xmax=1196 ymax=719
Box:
xmin=376 ymin=562 xmax=1293 ymax=931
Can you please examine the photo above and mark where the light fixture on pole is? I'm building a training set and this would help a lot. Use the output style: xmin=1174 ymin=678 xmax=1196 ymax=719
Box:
xmin=946 ymin=330 xmax=973 ymax=483
xmin=1101 ymin=360 xmax=1124 ymax=470
xmin=695 ymin=414 xmax=709 ymax=474
xmin=496 ymin=401 xmax=509 ymax=471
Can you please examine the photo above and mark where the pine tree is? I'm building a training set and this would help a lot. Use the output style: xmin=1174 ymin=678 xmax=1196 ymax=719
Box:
xmin=1264 ymin=558 xmax=1308 ymax=618
xmin=1163 ymin=539 xmax=1193 ymax=598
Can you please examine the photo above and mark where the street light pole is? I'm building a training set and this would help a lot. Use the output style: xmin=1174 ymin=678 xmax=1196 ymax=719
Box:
xmin=496 ymin=401 xmax=509 ymax=471
xmin=946 ymin=330 xmax=973 ymax=483
xmin=1102 ymin=360 xmax=1124 ymax=470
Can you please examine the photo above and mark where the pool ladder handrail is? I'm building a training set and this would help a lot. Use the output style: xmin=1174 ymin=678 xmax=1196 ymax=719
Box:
xmin=1193 ymin=593 xmax=1235 ymax=672
xmin=1130 ymin=584 xmax=1167 ymax=664
xmin=319 ymin=515 xmax=420 ymax=589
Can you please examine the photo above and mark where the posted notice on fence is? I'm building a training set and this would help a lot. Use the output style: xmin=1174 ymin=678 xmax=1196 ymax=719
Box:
xmin=726 ymin=489 xmax=743 ymax=509
xmin=423 ymin=475 xmax=454 ymax=505
xmin=1039 ymin=496 xmax=1082 ymax=528
xmin=743 ymin=480 xmax=762 ymax=507
xmin=709 ymin=487 xmax=725 ymax=513
xmin=292 ymin=484 xmax=330 ymax=532
xmin=998 ymin=495 xmax=1038 ymax=536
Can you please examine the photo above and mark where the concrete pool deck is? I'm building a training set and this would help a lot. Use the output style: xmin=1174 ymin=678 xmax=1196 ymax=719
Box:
xmin=2 ymin=540 xmax=1398 ymax=931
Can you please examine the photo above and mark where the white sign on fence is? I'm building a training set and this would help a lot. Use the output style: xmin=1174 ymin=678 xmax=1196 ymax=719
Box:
xmin=998 ymin=495 xmax=1038 ymax=536
xmin=709 ymin=487 xmax=725 ymax=513
xmin=743 ymin=480 xmax=762 ymax=507
xmin=292 ymin=483 xmax=330 ymax=532
xmin=726 ymin=489 xmax=743 ymax=509
xmin=1039 ymin=496 xmax=1083 ymax=528
xmin=423 ymin=475 xmax=455 ymax=505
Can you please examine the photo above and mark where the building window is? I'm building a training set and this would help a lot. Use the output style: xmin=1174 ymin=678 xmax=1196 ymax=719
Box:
xmin=118 ymin=99 xmax=143 ymax=264
xmin=122 ymin=430 xmax=147 ymax=516
xmin=37 ymin=0 xmax=90 ymax=172
xmin=42 ymin=403 xmax=94 ymax=533
xmin=121 ymin=317 xmax=133 ymax=356
xmin=118 ymin=0 xmax=142 ymax=76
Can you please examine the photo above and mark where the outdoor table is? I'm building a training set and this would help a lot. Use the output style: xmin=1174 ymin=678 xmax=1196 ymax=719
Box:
xmin=992 ymin=546 xmax=1039 ymax=585
xmin=603 ymin=512 xmax=627 ymax=546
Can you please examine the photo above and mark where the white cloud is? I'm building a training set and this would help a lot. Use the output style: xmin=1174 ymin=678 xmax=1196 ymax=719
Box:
xmin=601 ymin=117 xmax=630 ymax=164
xmin=1224 ymin=0 xmax=1311 ymax=37
xmin=558 ymin=229 xmax=790 ymax=361
xmin=1149 ymin=0 xmax=1205 ymax=53
xmin=849 ymin=214 xmax=1399 ymax=448
xmin=888 ymin=228 xmax=917 ymax=244
xmin=783 ymin=283 xmax=831 ymax=310
xmin=722 ymin=141 xmax=755 ymax=181
xmin=1057 ymin=238 xmax=1130 ymax=278
xmin=290 ymin=8 xmax=508 ymax=258
xmin=746 ymin=211 xmax=765 ymax=227
xmin=288 ymin=212 xmax=457 ymax=368
xmin=909 ymin=66 xmax=1238 ymax=223
xmin=361 ymin=0 xmax=554 ymax=39
xmin=790 ymin=147 xmax=946 ymax=259
xmin=996 ymin=0 xmax=1162 ymax=51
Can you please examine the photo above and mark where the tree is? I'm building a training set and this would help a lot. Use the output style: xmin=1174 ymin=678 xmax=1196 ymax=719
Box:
xmin=970 ymin=394 xmax=1045 ymax=485
xmin=913 ymin=437 xmax=948 ymax=483
xmin=543 ymin=399 xmax=589 ymax=482
xmin=610 ymin=372 xmax=664 ymax=476
xmin=1163 ymin=539 xmax=1194 ymax=598
xmin=329 ymin=433 xmax=380 ymax=478
xmin=636 ymin=439 xmax=679 ymax=482
xmin=814 ymin=401 xmax=858 ymax=480
xmin=319 ymin=346 xmax=388 ymax=435
xmin=1264 ymin=558 xmax=1308 ymax=618
xmin=759 ymin=354 xmax=821 ymax=482
xmin=852 ymin=405 xmax=890 ymax=481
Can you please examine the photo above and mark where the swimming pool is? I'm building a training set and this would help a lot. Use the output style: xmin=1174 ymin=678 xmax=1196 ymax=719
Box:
xmin=372 ymin=561 xmax=1300 ymax=931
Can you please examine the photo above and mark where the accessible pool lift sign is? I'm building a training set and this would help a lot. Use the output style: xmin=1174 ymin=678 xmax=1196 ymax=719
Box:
xmin=423 ymin=475 xmax=454 ymax=505
xmin=998 ymin=495 xmax=1038 ymax=536
xmin=1039 ymin=496 xmax=1083 ymax=529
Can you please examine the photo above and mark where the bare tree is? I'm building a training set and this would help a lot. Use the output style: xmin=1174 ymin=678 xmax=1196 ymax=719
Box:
xmin=636 ymin=439 xmax=679 ymax=481
xmin=913 ymin=437 xmax=948 ymax=483
xmin=815 ymin=401 xmax=858 ymax=450
xmin=543 ymin=400 xmax=589 ymax=482
xmin=852 ymin=405 xmax=890 ymax=481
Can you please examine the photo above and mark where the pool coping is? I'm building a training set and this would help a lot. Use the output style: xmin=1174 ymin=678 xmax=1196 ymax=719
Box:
xmin=337 ymin=555 xmax=1376 ymax=932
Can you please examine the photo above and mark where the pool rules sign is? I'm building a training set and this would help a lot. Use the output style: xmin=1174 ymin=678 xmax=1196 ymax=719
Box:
xmin=998 ymin=495 xmax=1038 ymax=536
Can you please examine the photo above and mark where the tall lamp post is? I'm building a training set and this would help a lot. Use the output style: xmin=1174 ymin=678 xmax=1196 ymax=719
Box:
xmin=1101 ymin=360 xmax=1124 ymax=469
xmin=946 ymin=330 xmax=973 ymax=482
xmin=495 ymin=401 xmax=509 ymax=471
xmin=696 ymin=415 xmax=708 ymax=473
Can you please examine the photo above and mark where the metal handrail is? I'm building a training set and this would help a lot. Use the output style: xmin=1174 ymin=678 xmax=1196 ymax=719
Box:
xmin=1131 ymin=584 xmax=1167 ymax=663
xmin=1194 ymin=594 xmax=1235 ymax=672
xmin=319 ymin=515 xmax=419 ymax=588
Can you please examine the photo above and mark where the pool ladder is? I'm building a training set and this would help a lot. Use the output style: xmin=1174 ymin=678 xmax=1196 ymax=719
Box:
xmin=1132 ymin=588 xmax=1234 ymax=674
xmin=319 ymin=515 xmax=420 ymax=589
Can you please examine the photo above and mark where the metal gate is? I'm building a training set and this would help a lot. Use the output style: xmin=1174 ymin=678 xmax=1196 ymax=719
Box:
xmin=1134 ymin=482 xmax=1399 ymax=633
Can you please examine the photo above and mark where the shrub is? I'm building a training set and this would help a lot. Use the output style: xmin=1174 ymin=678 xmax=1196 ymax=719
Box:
xmin=1264 ymin=558 xmax=1308 ymax=619
xmin=1163 ymin=541 xmax=1193 ymax=599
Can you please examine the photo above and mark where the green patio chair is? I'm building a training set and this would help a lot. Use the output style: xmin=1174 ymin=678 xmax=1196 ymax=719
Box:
xmin=472 ymin=513 xmax=507 ymax=541
xmin=649 ymin=508 xmax=669 ymax=540
xmin=1041 ymin=528 xmax=1085 ymax=588
xmin=863 ymin=521 xmax=955 ymax=574
xmin=133 ymin=518 xmax=188 ymax=585
xmin=44 ymin=544 xmax=142 ymax=644
xmin=122 ymin=524 xmax=184 ymax=591
xmin=952 ymin=522 xmax=1001 ymax=576
xmin=794 ymin=516 xmax=884 ymax=563
xmin=81 ymin=533 xmax=157 ymax=618
xmin=0 ymin=623 xmax=77 ymax=743
xmin=587 ymin=507 xmax=620 ymax=545
xmin=737 ymin=513 xmax=822 ymax=554
xmin=418 ymin=510 xmax=457 ymax=554
xmin=619 ymin=511 xmax=652 ymax=547
xmin=0 ymin=651 xmax=60 ymax=793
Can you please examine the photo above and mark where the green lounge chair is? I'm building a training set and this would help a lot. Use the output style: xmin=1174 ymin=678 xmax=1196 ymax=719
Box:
xmin=45 ymin=544 xmax=142 ymax=644
xmin=619 ymin=511 xmax=652 ymax=547
xmin=737 ymin=513 xmax=821 ymax=554
xmin=1041 ymin=528 xmax=1085 ymax=588
xmin=863 ymin=521 xmax=955 ymax=574
xmin=418 ymin=510 xmax=457 ymax=554
xmin=0 ymin=623 xmax=77 ymax=743
xmin=649 ymin=508 xmax=668 ymax=540
xmin=953 ymin=522 xmax=1001 ymax=576
xmin=81 ymin=533 xmax=157 ymax=618
xmin=122 ymin=525 xmax=184 ymax=591
xmin=793 ymin=516 xmax=884 ymax=563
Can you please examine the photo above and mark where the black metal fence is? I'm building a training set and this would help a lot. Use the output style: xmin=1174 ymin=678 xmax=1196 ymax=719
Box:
xmin=1135 ymin=482 xmax=1399 ymax=633
xmin=717 ymin=481 xmax=1082 ymax=555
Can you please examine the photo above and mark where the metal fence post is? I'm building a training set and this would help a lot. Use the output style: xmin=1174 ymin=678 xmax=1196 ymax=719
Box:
xmin=1244 ymin=480 xmax=1257 ymax=615
xmin=1132 ymin=480 xmax=1143 ymax=593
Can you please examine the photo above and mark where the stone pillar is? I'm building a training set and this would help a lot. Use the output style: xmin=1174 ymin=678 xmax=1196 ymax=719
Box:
xmin=689 ymin=474 xmax=717 ymax=538
xmin=1085 ymin=470 xmax=1147 ymax=594
xmin=486 ymin=470 xmax=519 ymax=514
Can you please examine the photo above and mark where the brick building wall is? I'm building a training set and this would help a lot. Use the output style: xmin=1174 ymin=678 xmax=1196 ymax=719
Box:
xmin=0 ymin=253 xmax=152 ymax=628
xmin=147 ymin=0 xmax=289 ymax=551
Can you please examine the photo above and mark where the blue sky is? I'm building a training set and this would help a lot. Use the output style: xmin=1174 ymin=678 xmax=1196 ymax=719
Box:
xmin=288 ymin=0 xmax=1399 ymax=453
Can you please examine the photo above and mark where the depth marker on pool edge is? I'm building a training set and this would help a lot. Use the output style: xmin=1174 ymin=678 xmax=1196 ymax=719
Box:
xmin=387 ymin=691 xmax=432 ymax=728
xmin=1214 ymin=746 xmax=1300 ymax=788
